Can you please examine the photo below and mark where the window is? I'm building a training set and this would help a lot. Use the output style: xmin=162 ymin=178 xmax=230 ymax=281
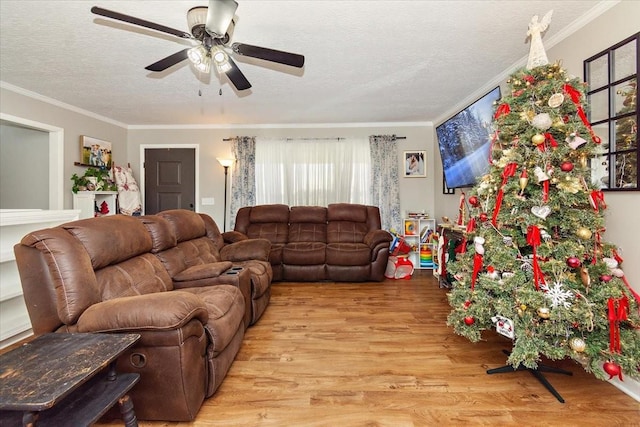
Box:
xmin=584 ymin=32 xmax=639 ymax=190
xmin=254 ymin=137 xmax=371 ymax=206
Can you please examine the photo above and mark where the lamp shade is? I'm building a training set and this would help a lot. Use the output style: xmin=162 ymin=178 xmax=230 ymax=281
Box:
xmin=217 ymin=158 xmax=233 ymax=168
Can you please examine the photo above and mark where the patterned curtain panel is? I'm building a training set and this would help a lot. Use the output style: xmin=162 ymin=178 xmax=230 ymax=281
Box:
xmin=229 ymin=136 xmax=256 ymax=229
xmin=369 ymin=135 xmax=401 ymax=232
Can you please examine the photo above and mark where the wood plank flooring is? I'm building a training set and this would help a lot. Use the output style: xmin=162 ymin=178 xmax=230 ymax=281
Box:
xmin=102 ymin=271 xmax=639 ymax=426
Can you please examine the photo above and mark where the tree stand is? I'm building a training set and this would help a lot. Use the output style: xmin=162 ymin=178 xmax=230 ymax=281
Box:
xmin=486 ymin=350 xmax=573 ymax=403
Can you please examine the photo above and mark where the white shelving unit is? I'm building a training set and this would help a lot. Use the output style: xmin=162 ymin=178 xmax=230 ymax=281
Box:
xmin=402 ymin=217 xmax=437 ymax=270
xmin=72 ymin=191 xmax=118 ymax=219
xmin=0 ymin=209 xmax=80 ymax=348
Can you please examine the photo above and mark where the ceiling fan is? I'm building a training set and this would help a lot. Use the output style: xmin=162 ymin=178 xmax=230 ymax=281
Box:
xmin=91 ymin=0 xmax=305 ymax=91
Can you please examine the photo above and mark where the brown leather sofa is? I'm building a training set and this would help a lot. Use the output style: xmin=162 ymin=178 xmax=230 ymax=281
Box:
xmin=226 ymin=203 xmax=392 ymax=282
xmin=13 ymin=209 xmax=272 ymax=421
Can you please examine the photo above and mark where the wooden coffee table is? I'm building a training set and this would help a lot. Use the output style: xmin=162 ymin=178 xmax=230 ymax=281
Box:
xmin=0 ymin=333 xmax=140 ymax=426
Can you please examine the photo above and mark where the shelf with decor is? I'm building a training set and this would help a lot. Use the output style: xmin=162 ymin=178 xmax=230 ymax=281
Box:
xmin=402 ymin=217 xmax=437 ymax=269
xmin=72 ymin=191 xmax=118 ymax=219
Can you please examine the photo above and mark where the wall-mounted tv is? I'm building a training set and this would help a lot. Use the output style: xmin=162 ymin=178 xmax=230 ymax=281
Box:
xmin=436 ymin=86 xmax=501 ymax=188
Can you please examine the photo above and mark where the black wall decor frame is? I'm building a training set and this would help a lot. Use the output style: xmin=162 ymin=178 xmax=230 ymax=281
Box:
xmin=584 ymin=32 xmax=639 ymax=191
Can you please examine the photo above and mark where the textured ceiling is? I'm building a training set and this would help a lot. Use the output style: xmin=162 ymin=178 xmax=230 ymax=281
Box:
xmin=0 ymin=1 xmax=611 ymax=127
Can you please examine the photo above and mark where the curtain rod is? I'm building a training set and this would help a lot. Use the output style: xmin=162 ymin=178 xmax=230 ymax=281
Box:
xmin=223 ymin=135 xmax=406 ymax=141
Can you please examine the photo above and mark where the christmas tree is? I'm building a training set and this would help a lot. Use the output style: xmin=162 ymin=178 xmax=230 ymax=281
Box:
xmin=446 ymin=11 xmax=640 ymax=384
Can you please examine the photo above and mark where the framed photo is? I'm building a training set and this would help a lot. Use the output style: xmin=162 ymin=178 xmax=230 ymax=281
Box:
xmin=403 ymin=151 xmax=426 ymax=177
xmin=443 ymin=176 xmax=455 ymax=194
xmin=80 ymin=135 xmax=112 ymax=168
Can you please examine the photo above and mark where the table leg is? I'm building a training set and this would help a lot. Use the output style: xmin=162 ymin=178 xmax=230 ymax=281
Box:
xmin=118 ymin=394 xmax=138 ymax=427
xmin=22 ymin=411 xmax=38 ymax=427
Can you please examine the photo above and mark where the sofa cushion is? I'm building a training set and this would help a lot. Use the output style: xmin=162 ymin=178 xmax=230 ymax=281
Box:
xmin=283 ymin=242 xmax=326 ymax=265
xmin=158 ymin=209 xmax=207 ymax=243
xmin=326 ymin=243 xmax=372 ymax=265
xmin=96 ymin=253 xmax=174 ymax=300
xmin=64 ymin=215 xmax=153 ymax=270
xmin=138 ymin=215 xmax=177 ymax=253
xmin=327 ymin=221 xmax=370 ymax=244
xmin=289 ymin=206 xmax=327 ymax=243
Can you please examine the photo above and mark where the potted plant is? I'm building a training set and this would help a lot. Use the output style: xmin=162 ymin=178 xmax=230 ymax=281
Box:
xmin=71 ymin=167 xmax=117 ymax=193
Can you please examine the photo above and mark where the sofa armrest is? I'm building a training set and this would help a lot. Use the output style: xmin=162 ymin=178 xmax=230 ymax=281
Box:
xmin=220 ymin=238 xmax=271 ymax=262
xmin=222 ymin=231 xmax=248 ymax=244
xmin=76 ymin=291 xmax=209 ymax=333
xmin=364 ymin=229 xmax=393 ymax=248
xmin=173 ymin=262 xmax=233 ymax=283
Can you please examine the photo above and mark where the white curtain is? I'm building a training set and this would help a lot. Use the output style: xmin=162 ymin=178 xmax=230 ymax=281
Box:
xmin=255 ymin=137 xmax=371 ymax=206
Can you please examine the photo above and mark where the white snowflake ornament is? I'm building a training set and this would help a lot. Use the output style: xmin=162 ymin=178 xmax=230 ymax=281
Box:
xmin=541 ymin=281 xmax=574 ymax=309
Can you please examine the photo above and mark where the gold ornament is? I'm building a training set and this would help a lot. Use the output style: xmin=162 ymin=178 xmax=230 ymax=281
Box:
xmin=557 ymin=177 xmax=581 ymax=194
xmin=548 ymin=93 xmax=565 ymax=108
xmin=552 ymin=119 xmax=565 ymax=129
xmin=531 ymin=133 xmax=546 ymax=145
xmin=520 ymin=304 xmax=527 ymax=311
xmin=580 ymin=267 xmax=591 ymax=287
xmin=569 ymin=337 xmax=586 ymax=352
xmin=579 ymin=153 xmax=588 ymax=169
xmin=576 ymin=227 xmax=592 ymax=240
xmin=537 ymin=307 xmax=551 ymax=319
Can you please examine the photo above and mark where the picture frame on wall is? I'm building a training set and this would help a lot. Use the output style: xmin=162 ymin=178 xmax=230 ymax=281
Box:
xmin=443 ymin=176 xmax=455 ymax=194
xmin=80 ymin=135 xmax=112 ymax=169
xmin=403 ymin=151 xmax=426 ymax=177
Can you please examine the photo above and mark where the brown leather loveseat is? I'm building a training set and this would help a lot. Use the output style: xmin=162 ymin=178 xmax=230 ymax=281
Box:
xmin=13 ymin=209 xmax=272 ymax=421
xmin=226 ymin=203 xmax=392 ymax=282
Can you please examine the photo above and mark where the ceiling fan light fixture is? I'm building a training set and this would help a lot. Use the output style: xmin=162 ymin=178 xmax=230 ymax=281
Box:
xmin=194 ymin=57 xmax=211 ymax=73
xmin=211 ymin=46 xmax=232 ymax=73
xmin=187 ymin=6 xmax=208 ymax=38
xmin=188 ymin=45 xmax=207 ymax=64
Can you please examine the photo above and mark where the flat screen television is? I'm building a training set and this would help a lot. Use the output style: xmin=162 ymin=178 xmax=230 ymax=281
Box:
xmin=436 ymin=86 xmax=502 ymax=188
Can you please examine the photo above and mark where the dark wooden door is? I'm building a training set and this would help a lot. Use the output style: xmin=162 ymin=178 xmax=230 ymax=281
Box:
xmin=144 ymin=148 xmax=195 ymax=214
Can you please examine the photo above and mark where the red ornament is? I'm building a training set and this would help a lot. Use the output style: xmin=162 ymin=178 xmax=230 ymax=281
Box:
xmin=560 ymin=161 xmax=574 ymax=172
xmin=600 ymin=274 xmax=613 ymax=283
xmin=468 ymin=195 xmax=480 ymax=207
xmin=463 ymin=316 xmax=475 ymax=325
xmin=463 ymin=300 xmax=472 ymax=310
xmin=479 ymin=212 xmax=489 ymax=222
xmin=567 ymin=256 xmax=581 ymax=269
xmin=603 ymin=361 xmax=622 ymax=380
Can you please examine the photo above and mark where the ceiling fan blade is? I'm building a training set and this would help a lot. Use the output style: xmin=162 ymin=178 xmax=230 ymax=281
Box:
xmin=91 ymin=6 xmax=192 ymax=39
xmin=231 ymin=43 xmax=305 ymax=68
xmin=145 ymin=48 xmax=190 ymax=72
xmin=205 ymin=0 xmax=238 ymax=38
xmin=225 ymin=57 xmax=252 ymax=91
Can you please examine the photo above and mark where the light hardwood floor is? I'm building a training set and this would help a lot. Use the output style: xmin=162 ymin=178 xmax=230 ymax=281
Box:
xmin=101 ymin=271 xmax=639 ymax=426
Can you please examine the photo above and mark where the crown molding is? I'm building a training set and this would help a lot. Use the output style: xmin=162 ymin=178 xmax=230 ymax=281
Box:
xmin=1 ymin=81 xmax=128 ymax=129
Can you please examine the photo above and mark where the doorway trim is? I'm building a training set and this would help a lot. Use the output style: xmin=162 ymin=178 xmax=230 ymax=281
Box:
xmin=139 ymin=144 xmax=200 ymax=214
xmin=0 ymin=113 xmax=64 ymax=209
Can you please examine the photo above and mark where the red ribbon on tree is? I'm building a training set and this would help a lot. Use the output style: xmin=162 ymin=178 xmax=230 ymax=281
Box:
xmin=544 ymin=132 xmax=558 ymax=149
xmin=563 ymin=84 xmax=602 ymax=144
xmin=471 ymin=252 xmax=483 ymax=291
xmin=494 ymin=103 xmax=511 ymax=120
xmin=492 ymin=162 xmax=518 ymax=226
xmin=608 ymin=296 xmax=629 ymax=355
xmin=589 ymin=190 xmax=607 ymax=212
xmin=526 ymin=225 xmax=545 ymax=290
xmin=458 ymin=218 xmax=477 ymax=255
